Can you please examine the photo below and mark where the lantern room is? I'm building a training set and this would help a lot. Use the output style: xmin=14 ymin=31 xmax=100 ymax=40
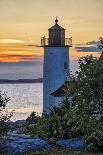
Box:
xmin=48 ymin=18 xmax=65 ymax=46
xmin=41 ymin=18 xmax=72 ymax=47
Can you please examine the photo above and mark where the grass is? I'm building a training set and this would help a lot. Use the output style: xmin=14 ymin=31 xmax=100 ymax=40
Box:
xmin=26 ymin=149 xmax=103 ymax=155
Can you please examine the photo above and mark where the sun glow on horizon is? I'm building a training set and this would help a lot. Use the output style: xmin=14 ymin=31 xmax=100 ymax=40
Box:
xmin=0 ymin=42 xmax=101 ymax=63
xmin=0 ymin=0 xmax=102 ymax=62
xmin=0 ymin=43 xmax=43 ymax=62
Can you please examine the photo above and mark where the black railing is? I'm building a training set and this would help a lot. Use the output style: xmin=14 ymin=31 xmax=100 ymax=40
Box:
xmin=65 ymin=38 xmax=72 ymax=46
xmin=41 ymin=38 xmax=49 ymax=46
xmin=41 ymin=37 xmax=72 ymax=47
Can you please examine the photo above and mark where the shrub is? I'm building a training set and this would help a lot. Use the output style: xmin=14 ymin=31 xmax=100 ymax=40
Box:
xmin=27 ymin=55 xmax=103 ymax=151
xmin=0 ymin=91 xmax=13 ymax=143
xmin=26 ymin=112 xmax=40 ymax=124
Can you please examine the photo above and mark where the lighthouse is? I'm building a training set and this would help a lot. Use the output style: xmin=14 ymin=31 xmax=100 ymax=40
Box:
xmin=41 ymin=18 xmax=72 ymax=113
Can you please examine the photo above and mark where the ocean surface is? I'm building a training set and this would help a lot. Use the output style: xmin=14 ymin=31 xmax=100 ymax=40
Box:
xmin=0 ymin=50 xmax=101 ymax=121
xmin=0 ymin=83 xmax=43 ymax=121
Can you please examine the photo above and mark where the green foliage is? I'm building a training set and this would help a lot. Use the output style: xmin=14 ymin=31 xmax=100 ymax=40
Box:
xmin=0 ymin=91 xmax=13 ymax=143
xmin=26 ymin=112 xmax=40 ymax=124
xmin=27 ymin=55 xmax=103 ymax=152
xmin=26 ymin=150 xmax=103 ymax=155
xmin=26 ymin=114 xmax=49 ymax=137
xmin=0 ymin=91 xmax=9 ymax=107
xmin=75 ymin=55 xmax=103 ymax=117
xmin=86 ymin=129 xmax=103 ymax=152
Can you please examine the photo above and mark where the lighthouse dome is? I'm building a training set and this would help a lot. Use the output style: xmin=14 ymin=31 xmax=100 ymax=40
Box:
xmin=48 ymin=24 xmax=65 ymax=30
xmin=48 ymin=18 xmax=65 ymax=30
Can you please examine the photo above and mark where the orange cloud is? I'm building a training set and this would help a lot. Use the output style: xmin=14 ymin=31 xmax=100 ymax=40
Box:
xmin=0 ymin=44 xmax=43 ymax=62
xmin=0 ymin=41 xmax=101 ymax=63
xmin=0 ymin=39 xmax=26 ymax=44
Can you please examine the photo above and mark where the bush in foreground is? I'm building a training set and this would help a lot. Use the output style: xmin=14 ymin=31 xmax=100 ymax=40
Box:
xmin=26 ymin=112 xmax=40 ymax=124
xmin=27 ymin=55 xmax=103 ymax=152
xmin=0 ymin=91 xmax=13 ymax=144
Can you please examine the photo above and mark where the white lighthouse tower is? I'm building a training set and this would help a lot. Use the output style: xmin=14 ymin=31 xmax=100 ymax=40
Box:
xmin=41 ymin=18 xmax=72 ymax=113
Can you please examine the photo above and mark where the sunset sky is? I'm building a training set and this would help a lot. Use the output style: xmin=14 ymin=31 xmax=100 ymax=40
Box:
xmin=0 ymin=0 xmax=103 ymax=79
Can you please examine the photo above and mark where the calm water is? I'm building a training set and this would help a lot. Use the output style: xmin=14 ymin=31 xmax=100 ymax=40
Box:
xmin=0 ymin=83 xmax=43 ymax=121
xmin=0 ymin=50 xmax=101 ymax=121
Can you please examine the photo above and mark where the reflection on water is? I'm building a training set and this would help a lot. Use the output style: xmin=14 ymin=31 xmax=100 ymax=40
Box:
xmin=0 ymin=83 xmax=43 ymax=121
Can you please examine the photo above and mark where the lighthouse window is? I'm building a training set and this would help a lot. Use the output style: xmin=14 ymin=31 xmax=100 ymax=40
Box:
xmin=64 ymin=62 xmax=68 ymax=69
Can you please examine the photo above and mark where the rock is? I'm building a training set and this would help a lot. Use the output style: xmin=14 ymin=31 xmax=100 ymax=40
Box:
xmin=15 ymin=120 xmax=26 ymax=128
xmin=6 ymin=120 xmax=26 ymax=131
xmin=0 ymin=143 xmax=7 ymax=153
xmin=7 ymin=132 xmax=31 ymax=140
xmin=56 ymin=138 xmax=87 ymax=150
xmin=4 ymin=133 xmax=51 ymax=154
xmin=7 ymin=120 xmax=27 ymax=134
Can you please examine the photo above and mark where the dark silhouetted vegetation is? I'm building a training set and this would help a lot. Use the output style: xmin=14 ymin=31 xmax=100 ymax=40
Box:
xmin=27 ymin=55 xmax=103 ymax=152
xmin=26 ymin=112 xmax=40 ymax=124
xmin=0 ymin=91 xmax=13 ymax=144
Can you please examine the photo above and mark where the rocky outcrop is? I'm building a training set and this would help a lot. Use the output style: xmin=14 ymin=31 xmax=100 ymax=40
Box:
xmin=3 ymin=133 xmax=51 ymax=154
xmin=56 ymin=138 xmax=87 ymax=150
xmin=0 ymin=120 xmax=88 ymax=154
xmin=3 ymin=133 xmax=87 ymax=154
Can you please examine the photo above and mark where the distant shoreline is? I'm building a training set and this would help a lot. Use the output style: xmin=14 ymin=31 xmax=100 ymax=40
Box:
xmin=0 ymin=78 xmax=43 ymax=84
